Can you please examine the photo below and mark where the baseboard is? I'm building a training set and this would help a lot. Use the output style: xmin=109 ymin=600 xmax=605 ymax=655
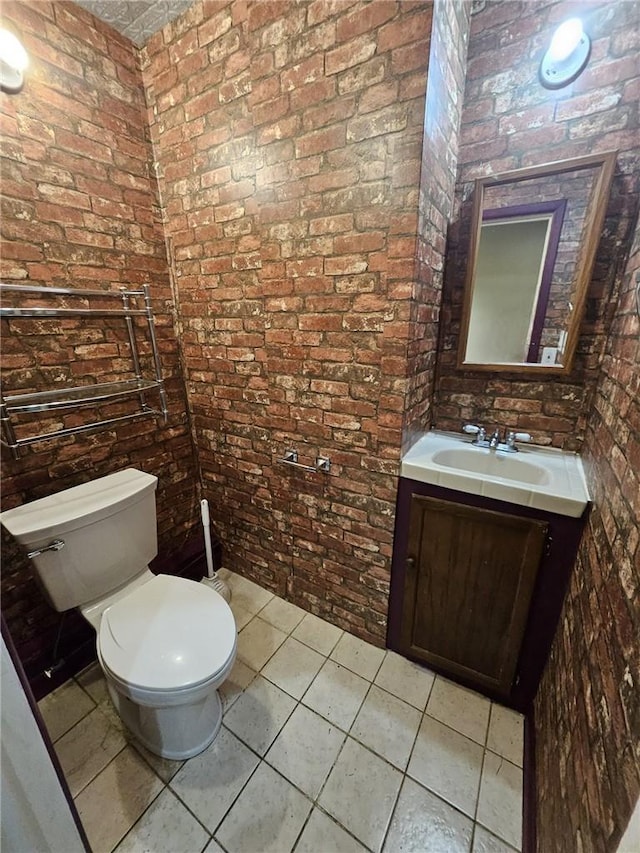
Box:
xmin=523 ymin=707 xmax=537 ymax=853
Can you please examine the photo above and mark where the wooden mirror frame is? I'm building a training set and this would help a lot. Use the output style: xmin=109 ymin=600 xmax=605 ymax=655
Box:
xmin=457 ymin=151 xmax=617 ymax=375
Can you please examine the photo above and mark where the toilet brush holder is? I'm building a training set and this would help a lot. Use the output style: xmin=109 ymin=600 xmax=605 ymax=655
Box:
xmin=201 ymin=573 xmax=231 ymax=602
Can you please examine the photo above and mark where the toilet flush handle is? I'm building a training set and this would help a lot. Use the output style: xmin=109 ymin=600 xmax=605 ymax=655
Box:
xmin=27 ymin=539 xmax=65 ymax=559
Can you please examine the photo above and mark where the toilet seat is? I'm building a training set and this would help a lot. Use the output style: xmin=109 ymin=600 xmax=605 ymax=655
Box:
xmin=98 ymin=574 xmax=236 ymax=693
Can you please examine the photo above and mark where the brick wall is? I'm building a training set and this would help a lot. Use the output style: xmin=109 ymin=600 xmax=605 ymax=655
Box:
xmin=403 ymin=0 xmax=470 ymax=451
xmin=434 ymin=0 xmax=640 ymax=450
xmin=534 ymin=214 xmax=640 ymax=852
xmin=142 ymin=0 xmax=468 ymax=643
xmin=0 ymin=1 xmax=199 ymax=677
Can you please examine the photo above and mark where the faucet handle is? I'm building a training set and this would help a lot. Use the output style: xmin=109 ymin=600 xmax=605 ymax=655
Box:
xmin=463 ymin=424 xmax=486 ymax=444
xmin=506 ymin=431 xmax=531 ymax=449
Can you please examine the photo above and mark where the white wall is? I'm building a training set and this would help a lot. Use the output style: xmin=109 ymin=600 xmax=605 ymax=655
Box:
xmin=1 ymin=637 xmax=86 ymax=853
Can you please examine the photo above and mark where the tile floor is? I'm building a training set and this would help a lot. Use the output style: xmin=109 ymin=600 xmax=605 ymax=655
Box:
xmin=38 ymin=570 xmax=524 ymax=853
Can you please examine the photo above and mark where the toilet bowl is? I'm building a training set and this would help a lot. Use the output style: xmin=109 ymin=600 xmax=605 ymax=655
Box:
xmin=95 ymin=572 xmax=237 ymax=759
xmin=0 ymin=469 xmax=237 ymax=760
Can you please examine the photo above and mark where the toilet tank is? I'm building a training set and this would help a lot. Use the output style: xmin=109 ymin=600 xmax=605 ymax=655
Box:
xmin=0 ymin=469 xmax=158 ymax=612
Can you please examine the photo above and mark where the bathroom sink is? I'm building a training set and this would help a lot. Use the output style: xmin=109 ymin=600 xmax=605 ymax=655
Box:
xmin=401 ymin=431 xmax=590 ymax=517
xmin=430 ymin=448 xmax=550 ymax=486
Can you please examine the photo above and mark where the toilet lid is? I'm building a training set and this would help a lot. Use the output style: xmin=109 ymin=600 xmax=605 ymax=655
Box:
xmin=98 ymin=574 xmax=236 ymax=691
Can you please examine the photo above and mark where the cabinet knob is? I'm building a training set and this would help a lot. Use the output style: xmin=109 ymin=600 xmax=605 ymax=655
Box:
xmin=406 ymin=556 xmax=416 ymax=571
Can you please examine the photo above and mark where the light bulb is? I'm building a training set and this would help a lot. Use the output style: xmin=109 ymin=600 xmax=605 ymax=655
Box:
xmin=548 ymin=18 xmax=584 ymax=63
xmin=0 ymin=28 xmax=28 ymax=72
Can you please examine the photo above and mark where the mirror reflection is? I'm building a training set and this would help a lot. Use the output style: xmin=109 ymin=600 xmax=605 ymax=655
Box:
xmin=458 ymin=152 xmax=616 ymax=373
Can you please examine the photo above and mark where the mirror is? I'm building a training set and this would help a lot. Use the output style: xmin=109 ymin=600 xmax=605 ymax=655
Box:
xmin=458 ymin=151 xmax=616 ymax=373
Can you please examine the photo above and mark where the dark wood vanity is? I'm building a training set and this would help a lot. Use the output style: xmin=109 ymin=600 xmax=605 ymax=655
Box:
xmin=387 ymin=477 xmax=588 ymax=713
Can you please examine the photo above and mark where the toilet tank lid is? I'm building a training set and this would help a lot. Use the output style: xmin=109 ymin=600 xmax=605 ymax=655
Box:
xmin=0 ymin=468 xmax=158 ymax=544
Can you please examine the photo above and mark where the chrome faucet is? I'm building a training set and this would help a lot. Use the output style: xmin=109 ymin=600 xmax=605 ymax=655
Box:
xmin=463 ymin=424 xmax=532 ymax=453
xmin=488 ymin=429 xmax=501 ymax=449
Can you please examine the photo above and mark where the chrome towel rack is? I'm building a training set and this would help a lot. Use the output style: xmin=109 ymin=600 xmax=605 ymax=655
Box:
xmin=0 ymin=282 xmax=168 ymax=459
xmin=278 ymin=449 xmax=331 ymax=474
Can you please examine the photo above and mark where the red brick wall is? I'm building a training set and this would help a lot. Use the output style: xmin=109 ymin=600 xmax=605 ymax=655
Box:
xmin=434 ymin=0 xmax=640 ymax=450
xmin=534 ymin=214 xmax=640 ymax=852
xmin=142 ymin=0 xmax=467 ymax=643
xmin=403 ymin=0 xmax=470 ymax=451
xmin=0 ymin=1 xmax=199 ymax=676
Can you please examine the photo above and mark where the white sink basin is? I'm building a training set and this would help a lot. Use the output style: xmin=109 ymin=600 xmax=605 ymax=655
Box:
xmin=430 ymin=448 xmax=550 ymax=486
xmin=402 ymin=431 xmax=589 ymax=517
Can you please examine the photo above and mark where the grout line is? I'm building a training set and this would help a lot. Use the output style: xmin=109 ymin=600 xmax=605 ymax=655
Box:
xmin=166 ymin=725 xmax=263 ymax=840
xmin=108 ymin=783 xmax=167 ymax=853
xmin=152 ymin=783 xmax=222 ymax=849
xmin=421 ymin=705 xmax=490 ymax=749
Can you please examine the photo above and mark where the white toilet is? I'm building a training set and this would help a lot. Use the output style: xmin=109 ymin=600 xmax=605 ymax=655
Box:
xmin=0 ymin=468 xmax=237 ymax=760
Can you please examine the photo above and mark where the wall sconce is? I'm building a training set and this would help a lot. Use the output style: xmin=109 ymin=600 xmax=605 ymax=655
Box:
xmin=539 ymin=18 xmax=591 ymax=90
xmin=0 ymin=27 xmax=28 ymax=94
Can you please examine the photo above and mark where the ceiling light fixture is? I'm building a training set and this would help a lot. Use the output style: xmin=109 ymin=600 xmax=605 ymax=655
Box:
xmin=0 ymin=27 xmax=28 ymax=94
xmin=539 ymin=18 xmax=591 ymax=90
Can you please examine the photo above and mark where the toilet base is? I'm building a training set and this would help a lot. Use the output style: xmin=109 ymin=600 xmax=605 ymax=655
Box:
xmin=107 ymin=682 xmax=224 ymax=760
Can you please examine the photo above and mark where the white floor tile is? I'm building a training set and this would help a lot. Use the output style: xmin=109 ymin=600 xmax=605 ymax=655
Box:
xmin=426 ymin=677 xmax=491 ymax=746
xmin=115 ymin=788 xmax=208 ymax=853
xmin=383 ymin=776 xmax=474 ymax=853
xmin=319 ymin=738 xmax=403 ymax=852
xmin=476 ymin=752 xmax=523 ymax=850
xmin=473 ymin=824 xmax=519 ymax=852
xmin=259 ymin=596 xmax=306 ymax=634
xmin=203 ymin=840 xmax=225 ymax=853
xmin=231 ymin=603 xmax=254 ymax=631
xmin=216 ymin=761 xmax=312 ymax=853
xmin=265 ymin=704 xmax=345 ymax=798
xmin=237 ymin=616 xmax=287 ymax=671
xmin=408 ymin=716 xmax=483 ymax=818
xmin=292 ymin=612 xmax=343 ymax=656
xmin=295 ymin=808 xmax=367 ymax=853
xmin=374 ymin=651 xmax=435 ymax=710
xmin=75 ymin=662 xmax=110 ymax=707
xmin=351 ymin=685 xmax=421 ymax=770
xmin=224 ymin=675 xmax=296 ymax=755
xmin=203 ymin=841 xmax=225 ymax=853
xmin=220 ymin=658 xmax=257 ymax=712
xmin=74 ymin=746 xmax=163 ymax=853
xmin=262 ymin=637 xmax=325 ymax=699
xmin=226 ymin=573 xmax=274 ymax=614
xmin=303 ymin=660 xmax=369 ymax=731
xmin=486 ymin=705 xmax=524 ymax=768
xmin=38 ymin=680 xmax=95 ymax=742
xmin=170 ymin=727 xmax=259 ymax=833
xmin=55 ymin=707 xmax=127 ymax=796
xmin=330 ymin=632 xmax=386 ymax=681
xmin=131 ymin=740 xmax=184 ymax=784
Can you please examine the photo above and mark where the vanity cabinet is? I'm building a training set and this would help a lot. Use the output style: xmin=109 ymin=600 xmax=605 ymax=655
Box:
xmin=388 ymin=479 xmax=588 ymax=711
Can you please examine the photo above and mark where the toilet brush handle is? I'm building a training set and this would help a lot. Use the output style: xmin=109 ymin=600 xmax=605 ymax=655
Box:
xmin=200 ymin=499 xmax=215 ymax=579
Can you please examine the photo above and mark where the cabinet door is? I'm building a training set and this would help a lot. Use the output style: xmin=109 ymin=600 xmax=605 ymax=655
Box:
xmin=399 ymin=495 xmax=547 ymax=698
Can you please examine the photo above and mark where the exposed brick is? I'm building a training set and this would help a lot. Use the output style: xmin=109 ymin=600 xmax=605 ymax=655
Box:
xmin=1 ymin=0 xmax=198 ymax=689
xmin=325 ymin=34 xmax=377 ymax=76
xmin=294 ymin=124 xmax=346 ymax=158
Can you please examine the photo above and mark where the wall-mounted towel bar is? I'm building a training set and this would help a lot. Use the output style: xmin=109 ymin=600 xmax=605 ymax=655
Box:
xmin=0 ymin=282 xmax=168 ymax=459
xmin=278 ymin=449 xmax=331 ymax=473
